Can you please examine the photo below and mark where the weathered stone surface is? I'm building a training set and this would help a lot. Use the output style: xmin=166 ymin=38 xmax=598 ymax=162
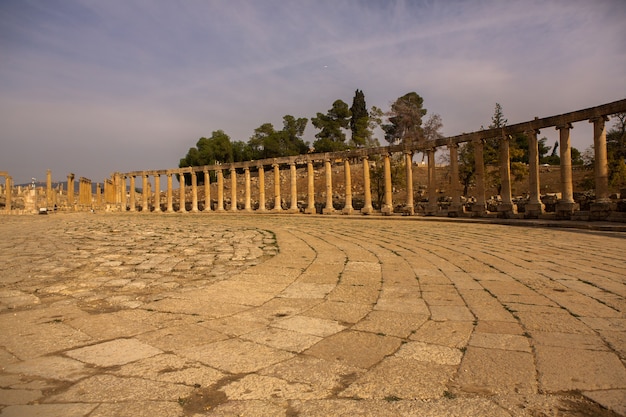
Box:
xmin=0 ymin=214 xmax=624 ymax=416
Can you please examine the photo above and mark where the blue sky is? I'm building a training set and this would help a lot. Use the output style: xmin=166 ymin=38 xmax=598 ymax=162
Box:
xmin=1 ymin=0 xmax=625 ymax=185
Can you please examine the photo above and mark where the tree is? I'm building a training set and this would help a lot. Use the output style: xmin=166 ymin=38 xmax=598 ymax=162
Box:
xmin=382 ymin=92 xmax=427 ymax=145
xmin=179 ymin=130 xmax=234 ymax=185
xmin=312 ymin=100 xmax=351 ymax=152
xmin=349 ymin=89 xmax=370 ymax=148
xmin=248 ymin=116 xmax=309 ymax=159
xmin=423 ymin=113 xmax=444 ymax=142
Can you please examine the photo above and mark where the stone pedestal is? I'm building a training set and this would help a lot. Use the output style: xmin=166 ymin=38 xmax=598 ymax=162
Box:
xmin=471 ymin=203 xmax=487 ymax=217
xmin=555 ymin=201 xmax=579 ymax=219
xmin=590 ymin=201 xmax=612 ymax=221
xmin=524 ymin=202 xmax=545 ymax=219
xmin=497 ymin=202 xmax=518 ymax=219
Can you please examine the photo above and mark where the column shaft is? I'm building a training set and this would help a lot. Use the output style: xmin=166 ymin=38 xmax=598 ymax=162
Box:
xmin=142 ymin=174 xmax=149 ymax=212
xmin=498 ymin=135 xmax=517 ymax=217
xmin=342 ymin=159 xmax=353 ymax=214
xmin=405 ymin=152 xmax=414 ymax=215
xmin=244 ymin=167 xmax=252 ymax=211
xmin=592 ymin=116 xmax=610 ymax=202
xmin=166 ymin=173 xmax=174 ymax=212
xmin=273 ymin=164 xmax=282 ymax=211
xmin=129 ymin=176 xmax=136 ymax=212
xmin=472 ymin=139 xmax=487 ymax=215
xmin=154 ymin=174 xmax=161 ymax=212
xmin=426 ymin=149 xmax=437 ymax=215
xmin=289 ymin=163 xmax=298 ymax=213
xmin=526 ymin=130 xmax=544 ymax=218
xmin=230 ymin=168 xmax=238 ymax=212
xmin=216 ymin=169 xmax=225 ymax=211
xmin=203 ymin=170 xmax=211 ymax=211
xmin=305 ymin=161 xmax=315 ymax=214
xmin=361 ymin=157 xmax=373 ymax=214
xmin=448 ymin=144 xmax=463 ymax=215
xmin=179 ymin=171 xmax=187 ymax=212
xmin=191 ymin=171 xmax=199 ymax=212
xmin=323 ymin=159 xmax=334 ymax=214
xmin=258 ymin=166 xmax=266 ymax=211
xmin=382 ymin=153 xmax=393 ymax=215
xmin=556 ymin=124 xmax=577 ymax=218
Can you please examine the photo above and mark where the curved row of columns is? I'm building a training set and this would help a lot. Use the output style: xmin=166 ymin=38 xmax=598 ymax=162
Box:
xmin=109 ymin=101 xmax=622 ymax=219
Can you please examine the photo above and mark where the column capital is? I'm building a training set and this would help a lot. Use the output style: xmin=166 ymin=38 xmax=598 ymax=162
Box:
xmin=589 ymin=115 xmax=610 ymax=123
xmin=525 ymin=128 xmax=541 ymax=136
xmin=446 ymin=142 xmax=459 ymax=150
xmin=555 ymin=123 xmax=573 ymax=130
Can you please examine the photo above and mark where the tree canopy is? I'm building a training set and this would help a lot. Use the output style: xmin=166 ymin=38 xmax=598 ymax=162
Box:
xmin=311 ymin=99 xmax=351 ymax=152
xmin=382 ymin=92 xmax=427 ymax=145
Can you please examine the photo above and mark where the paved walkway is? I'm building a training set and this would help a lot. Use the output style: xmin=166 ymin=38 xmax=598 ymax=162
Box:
xmin=0 ymin=213 xmax=625 ymax=416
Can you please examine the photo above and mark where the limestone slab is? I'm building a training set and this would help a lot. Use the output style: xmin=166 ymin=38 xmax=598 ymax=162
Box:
xmin=272 ymin=315 xmax=345 ymax=337
xmin=535 ymin=346 xmax=626 ymax=392
xmin=352 ymin=310 xmax=429 ymax=338
xmin=136 ymin=323 xmax=228 ymax=352
xmin=583 ymin=389 xmax=626 ymax=416
xmin=0 ymin=387 xmax=42 ymax=405
xmin=178 ymin=339 xmax=294 ymax=373
xmin=0 ymin=403 xmax=97 ymax=417
xmin=455 ymin=346 xmax=537 ymax=395
xmin=395 ymin=341 xmax=463 ymax=365
xmin=468 ymin=332 xmax=531 ymax=352
xmin=410 ymin=320 xmax=474 ymax=348
xmin=304 ymin=301 xmax=371 ymax=324
xmin=65 ymin=338 xmax=162 ymax=367
xmin=241 ymin=327 xmax=322 ymax=353
xmin=304 ymin=330 xmax=402 ymax=369
xmin=4 ymin=356 xmax=91 ymax=382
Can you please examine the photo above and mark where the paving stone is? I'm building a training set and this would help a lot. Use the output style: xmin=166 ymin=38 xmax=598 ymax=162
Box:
xmin=271 ymin=315 xmax=346 ymax=337
xmin=65 ymin=338 xmax=162 ymax=367
xmin=395 ymin=341 xmax=463 ymax=365
xmin=0 ymin=403 xmax=98 ymax=417
xmin=0 ymin=387 xmax=42 ymax=405
xmin=535 ymin=346 xmax=626 ymax=392
xmin=352 ymin=310 xmax=429 ymax=338
xmin=4 ymin=356 xmax=91 ymax=382
xmin=304 ymin=330 xmax=402 ymax=369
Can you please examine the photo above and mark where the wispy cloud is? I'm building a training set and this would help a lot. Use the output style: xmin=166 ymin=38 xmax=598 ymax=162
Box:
xmin=1 ymin=0 xmax=625 ymax=183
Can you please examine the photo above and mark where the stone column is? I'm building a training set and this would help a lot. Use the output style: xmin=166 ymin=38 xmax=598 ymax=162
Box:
xmin=67 ymin=173 xmax=75 ymax=211
xmin=230 ymin=168 xmax=238 ymax=212
xmin=179 ymin=171 xmax=187 ymax=213
xmin=323 ymin=159 xmax=334 ymax=214
xmin=46 ymin=169 xmax=52 ymax=208
xmin=273 ymin=163 xmax=282 ymax=211
xmin=289 ymin=162 xmax=298 ymax=213
xmin=118 ymin=174 xmax=125 ymax=211
xmin=426 ymin=149 xmax=438 ymax=215
xmin=592 ymin=116 xmax=610 ymax=202
xmin=405 ymin=151 xmax=415 ymax=215
xmin=342 ymin=159 xmax=354 ymax=214
xmin=191 ymin=171 xmax=199 ymax=212
xmin=361 ymin=156 xmax=373 ymax=215
xmin=447 ymin=143 xmax=463 ymax=216
xmin=497 ymin=135 xmax=517 ymax=218
xmin=203 ymin=170 xmax=211 ymax=212
xmin=166 ymin=172 xmax=174 ymax=212
xmin=555 ymin=124 xmax=577 ymax=218
xmin=5 ymin=177 xmax=11 ymax=213
xmin=142 ymin=173 xmax=149 ymax=212
xmin=305 ymin=160 xmax=316 ymax=214
xmin=154 ymin=174 xmax=161 ymax=212
xmin=472 ymin=139 xmax=487 ymax=216
xmin=96 ymin=183 xmax=102 ymax=209
xmin=590 ymin=116 xmax=611 ymax=220
xmin=382 ymin=153 xmax=393 ymax=215
xmin=216 ymin=169 xmax=225 ymax=212
xmin=258 ymin=165 xmax=266 ymax=211
xmin=129 ymin=175 xmax=136 ymax=212
xmin=244 ymin=167 xmax=252 ymax=212
xmin=525 ymin=129 xmax=544 ymax=218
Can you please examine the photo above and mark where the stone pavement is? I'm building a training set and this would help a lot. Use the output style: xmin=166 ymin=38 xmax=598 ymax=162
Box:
xmin=0 ymin=213 xmax=625 ymax=416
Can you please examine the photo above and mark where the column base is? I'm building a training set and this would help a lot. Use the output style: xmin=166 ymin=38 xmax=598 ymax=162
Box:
xmin=590 ymin=201 xmax=612 ymax=221
xmin=381 ymin=205 xmax=393 ymax=216
xmin=322 ymin=208 xmax=335 ymax=215
xmin=447 ymin=204 xmax=464 ymax=217
xmin=402 ymin=205 xmax=414 ymax=216
xmin=424 ymin=203 xmax=437 ymax=216
xmin=360 ymin=206 xmax=373 ymax=215
xmin=471 ymin=203 xmax=487 ymax=217
xmin=304 ymin=206 xmax=316 ymax=214
xmin=342 ymin=206 xmax=354 ymax=215
xmin=524 ymin=202 xmax=544 ymax=219
xmin=287 ymin=207 xmax=299 ymax=214
xmin=497 ymin=203 xmax=518 ymax=219
xmin=555 ymin=201 xmax=579 ymax=219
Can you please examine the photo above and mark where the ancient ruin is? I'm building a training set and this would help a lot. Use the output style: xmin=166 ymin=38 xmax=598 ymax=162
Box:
xmin=2 ymin=99 xmax=626 ymax=221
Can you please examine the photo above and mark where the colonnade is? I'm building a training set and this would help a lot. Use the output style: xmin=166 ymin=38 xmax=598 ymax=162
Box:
xmin=111 ymin=99 xmax=625 ymax=220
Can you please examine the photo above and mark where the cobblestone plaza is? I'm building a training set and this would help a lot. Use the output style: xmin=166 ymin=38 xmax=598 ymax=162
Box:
xmin=0 ymin=213 xmax=625 ymax=416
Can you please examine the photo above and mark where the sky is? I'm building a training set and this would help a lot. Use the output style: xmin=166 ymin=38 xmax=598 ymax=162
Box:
xmin=1 ymin=0 xmax=625 ymax=185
